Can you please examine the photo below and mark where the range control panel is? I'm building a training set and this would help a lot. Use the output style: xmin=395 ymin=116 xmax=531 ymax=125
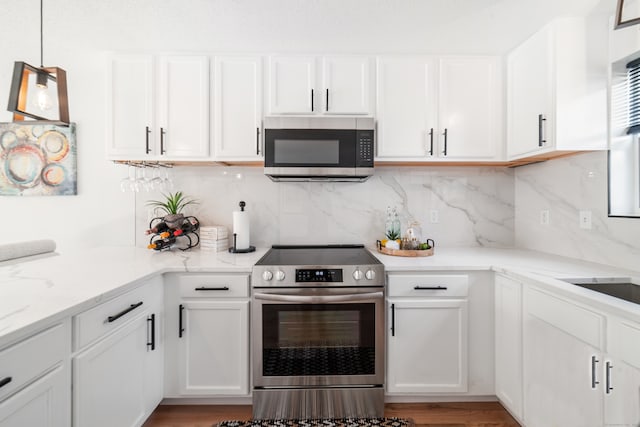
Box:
xmin=296 ymin=269 xmax=343 ymax=283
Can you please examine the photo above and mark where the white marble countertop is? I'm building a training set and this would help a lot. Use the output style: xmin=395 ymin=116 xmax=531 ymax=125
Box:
xmin=1 ymin=245 xmax=639 ymax=349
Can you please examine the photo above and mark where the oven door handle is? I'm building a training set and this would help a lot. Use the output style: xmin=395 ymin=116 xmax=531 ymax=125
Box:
xmin=253 ymin=292 xmax=383 ymax=303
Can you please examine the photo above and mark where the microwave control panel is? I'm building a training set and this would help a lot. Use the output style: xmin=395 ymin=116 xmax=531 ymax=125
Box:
xmin=356 ymin=130 xmax=374 ymax=166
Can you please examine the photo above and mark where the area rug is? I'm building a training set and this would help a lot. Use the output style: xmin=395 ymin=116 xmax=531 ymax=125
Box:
xmin=217 ymin=418 xmax=414 ymax=427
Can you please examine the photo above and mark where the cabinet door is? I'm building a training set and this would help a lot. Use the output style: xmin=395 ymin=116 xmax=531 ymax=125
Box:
xmin=107 ymin=54 xmax=154 ymax=160
xmin=73 ymin=313 xmax=148 ymax=427
xmin=376 ymin=56 xmax=438 ymax=160
xmin=438 ymin=57 xmax=502 ymax=160
xmin=157 ymin=55 xmax=210 ymax=158
xmin=0 ymin=365 xmax=69 ymax=427
xmin=604 ymin=357 xmax=640 ymax=426
xmin=387 ymin=299 xmax=468 ymax=393
xmin=179 ymin=300 xmax=249 ymax=395
xmin=494 ymin=275 xmax=523 ymax=421
xmin=322 ymin=56 xmax=371 ymax=115
xmin=507 ymin=26 xmax=553 ymax=159
xmin=268 ymin=56 xmax=316 ymax=114
xmin=213 ymin=56 xmax=263 ymax=160
xmin=523 ymin=314 xmax=602 ymax=427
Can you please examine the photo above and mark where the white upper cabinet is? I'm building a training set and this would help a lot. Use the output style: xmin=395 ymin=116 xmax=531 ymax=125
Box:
xmin=438 ymin=57 xmax=502 ymax=160
xmin=507 ymin=17 xmax=608 ymax=160
xmin=267 ymin=55 xmax=373 ymax=115
xmin=376 ymin=55 xmax=502 ymax=162
xmin=376 ymin=56 xmax=437 ymax=159
xmin=107 ymin=54 xmax=210 ymax=161
xmin=212 ymin=56 xmax=263 ymax=161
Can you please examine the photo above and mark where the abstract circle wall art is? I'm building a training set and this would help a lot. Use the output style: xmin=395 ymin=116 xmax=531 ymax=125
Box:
xmin=0 ymin=123 xmax=77 ymax=196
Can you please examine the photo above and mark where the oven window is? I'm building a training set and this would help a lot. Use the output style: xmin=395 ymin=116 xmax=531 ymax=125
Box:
xmin=274 ymin=139 xmax=340 ymax=164
xmin=262 ymin=303 xmax=376 ymax=376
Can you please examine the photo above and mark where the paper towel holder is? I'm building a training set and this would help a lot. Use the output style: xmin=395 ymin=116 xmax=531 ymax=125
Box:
xmin=228 ymin=232 xmax=256 ymax=253
xmin=228 ymin=201 xmax=256 ymax=253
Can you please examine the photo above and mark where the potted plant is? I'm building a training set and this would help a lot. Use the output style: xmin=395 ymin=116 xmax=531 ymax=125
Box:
xmin=147 ymin=191 xmax=199 ymax=229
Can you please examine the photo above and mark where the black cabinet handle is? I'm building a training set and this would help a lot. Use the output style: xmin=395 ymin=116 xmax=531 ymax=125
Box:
xmin=311 ymin=89 xmax=314 ymax=112
xmin=179 ymin=304 xmax=185 ymax=338
xmin=442 ymin=128 xmax=448 ymax=156
xmin=414 ymin=286 xmax=448 ymax=290
xmin=428 ymin=128 xmax=434 ymax=156
xmin=326 ymin=88 xmax=329 ymax=112
xmin=107 ymin=301 xmax=143 ymax=323
xmin=256 ymin=127 xmax=260 ymax=155
xmin=606 ymin=361 xmax=613 ymax=394
xmin=391 ymin=303 xmax=396 ymax=337
xmin=591 ymin=355 xmax=599 ymax=389
xmin=147 ymin=313 xmax=156 ymax=351
xmin=195 ymin=286 xmax=229 ymax=291
xmin=0 ymin=377 xmax=11 ymax=389
xmin=145 ymin=126 xmax=151 ymax=154
xmin=160 ymin=127 xmax=166 ymax=155
xmin=538 ymin=114 xmax=546 ymax=147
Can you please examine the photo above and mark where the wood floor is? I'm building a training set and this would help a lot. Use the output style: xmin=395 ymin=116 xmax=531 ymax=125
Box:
xmin=143 ymin=402 xmax=521 ymax=427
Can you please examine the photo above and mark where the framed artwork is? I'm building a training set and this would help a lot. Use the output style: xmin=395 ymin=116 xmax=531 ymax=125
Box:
xmin=0 ymin=122 xmax=77 ymax=196
xmin=615 ymin=0 xmax=640 ymax=29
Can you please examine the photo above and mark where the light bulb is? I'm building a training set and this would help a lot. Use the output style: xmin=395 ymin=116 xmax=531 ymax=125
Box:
xmin=35 ymin=85 xmax=53 ymax=111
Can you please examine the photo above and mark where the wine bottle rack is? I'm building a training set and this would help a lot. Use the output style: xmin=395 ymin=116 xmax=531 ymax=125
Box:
xmin=147 ymin=215 xmax=200 ymax=251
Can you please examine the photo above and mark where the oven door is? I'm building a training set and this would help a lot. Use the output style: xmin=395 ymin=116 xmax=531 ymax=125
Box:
xmin=252 ymin=287 xmax=385 ymax=388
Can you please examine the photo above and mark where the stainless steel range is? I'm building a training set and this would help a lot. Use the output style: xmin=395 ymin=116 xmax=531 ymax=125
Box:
xmin=251 ymin=244 xmax=385 ymax=420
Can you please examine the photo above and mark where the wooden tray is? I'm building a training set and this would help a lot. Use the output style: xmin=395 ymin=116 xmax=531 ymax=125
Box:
xmin=375 ymin=239 xmax=435 ymax=257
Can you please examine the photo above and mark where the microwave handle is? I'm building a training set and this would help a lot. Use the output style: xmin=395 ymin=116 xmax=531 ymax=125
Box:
xmin=254 ymin=292 xmax=383 ymax=304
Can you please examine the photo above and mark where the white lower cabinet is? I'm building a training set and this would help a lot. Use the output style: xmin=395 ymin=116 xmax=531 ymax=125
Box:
xmin=605 ymin=316 xmax=640 ymax=426
xmin=494 ymin=274 xmax=523 ymax=422
xmin=0 ymin=321 xmax=70 ymax=427
xmin=523 ymin=285 xmax=606 ymax=427
xmin=0 ymin=366 xmax=68 ymax=427
xmin=386 ymin=274 xmax=469 ymax=393
xmin=164 ymin=273 xmax=250 ymax=397
xmin=72 ymin=278 xmax=163 ymax=427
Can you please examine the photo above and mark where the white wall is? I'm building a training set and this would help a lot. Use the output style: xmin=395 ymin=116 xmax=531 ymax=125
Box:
xmin=0 ymin=0 xmax=620 ymax=256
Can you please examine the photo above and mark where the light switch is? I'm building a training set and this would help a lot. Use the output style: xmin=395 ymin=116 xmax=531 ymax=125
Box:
xmin=579 ymin=210 xmax=592 ymax=230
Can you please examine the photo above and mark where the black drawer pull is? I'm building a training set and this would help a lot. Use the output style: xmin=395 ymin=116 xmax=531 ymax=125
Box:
xmin=195 ymin=286 xmax=229 ymax=291
xmin=179 ymin=304 xmax=185 ymax=338
xmin=0 ymin=377 xmax=12 ymax=389
xmin=147 ymin=313 xmax=156 ymax=351
xmin=107 ymin=301 xmax=143 ymax=323
xmin=414 ymin=286 xmax=448 ymax=290
xmin=391 ymin=303 xmax=396 ymax=337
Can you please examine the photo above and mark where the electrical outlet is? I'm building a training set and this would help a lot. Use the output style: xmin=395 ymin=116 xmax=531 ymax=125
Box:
xmin=579 ymin=210 xmax=592 ymax=230
xmin=540 ymin=210 xmax=549 ymax=225
xmin=430 ymin=210 xmax=439 ymax=224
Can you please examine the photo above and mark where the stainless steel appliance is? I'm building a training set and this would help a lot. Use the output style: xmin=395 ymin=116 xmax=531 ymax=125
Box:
xmin=263 ymin=117 xmax=374 ymax=182
xmin=251 ymin=244 xmax=385 ymax=419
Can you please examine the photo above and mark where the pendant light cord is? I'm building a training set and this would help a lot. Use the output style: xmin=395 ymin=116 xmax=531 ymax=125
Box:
xmin=40 ymin=0 xmax=44 ymax=67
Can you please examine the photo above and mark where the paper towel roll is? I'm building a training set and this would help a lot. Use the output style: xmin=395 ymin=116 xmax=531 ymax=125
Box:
xmin=232 ymin=211 xmax=250 ymax=250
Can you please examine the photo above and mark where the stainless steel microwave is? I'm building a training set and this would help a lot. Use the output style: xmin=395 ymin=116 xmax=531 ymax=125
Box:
xmin=263 ymin=117 xmax=375 ymax=182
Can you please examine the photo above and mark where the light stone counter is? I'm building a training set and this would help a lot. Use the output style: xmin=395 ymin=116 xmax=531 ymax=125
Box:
xmin=1 ymin=245 xmax=639 ymax=349
xmin=0 ymin=246 xmax=268 ymax=348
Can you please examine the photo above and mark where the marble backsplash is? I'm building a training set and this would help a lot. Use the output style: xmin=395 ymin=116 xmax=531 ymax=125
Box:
xmin=134 ymin=166 xmax=515 ymax=250
xmin=515 ymin=151 xmax=640 ymax=272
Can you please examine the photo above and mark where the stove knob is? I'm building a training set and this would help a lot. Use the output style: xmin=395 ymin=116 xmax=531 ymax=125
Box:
xmin=275 ymin=270 xmax=286 ymax=281
xmin=262 ymin=270 xmax=273 ymax=281
xmin=353 ymin=269 xmax=363 ymax=281
xmin=365 ymin=269 xmax=376 ymax=280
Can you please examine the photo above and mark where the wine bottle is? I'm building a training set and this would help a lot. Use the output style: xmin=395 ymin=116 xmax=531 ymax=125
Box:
xmin=145 ymin=221 xmax=169 ymax=235
xmin=148 ymin=235 xmax=176 ymax=251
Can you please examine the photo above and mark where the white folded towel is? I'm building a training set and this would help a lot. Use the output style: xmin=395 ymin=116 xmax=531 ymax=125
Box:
xmin=0 ymin=240 xmax=57 ymax=262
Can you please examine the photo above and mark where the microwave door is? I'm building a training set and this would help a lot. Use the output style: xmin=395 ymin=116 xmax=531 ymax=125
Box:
xmin=264 ymin=129 xmax=356 ymax=169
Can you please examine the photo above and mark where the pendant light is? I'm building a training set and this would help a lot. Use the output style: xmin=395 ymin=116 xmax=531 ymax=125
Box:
xmin=6 ymin=0 xmax=69 ymax=124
